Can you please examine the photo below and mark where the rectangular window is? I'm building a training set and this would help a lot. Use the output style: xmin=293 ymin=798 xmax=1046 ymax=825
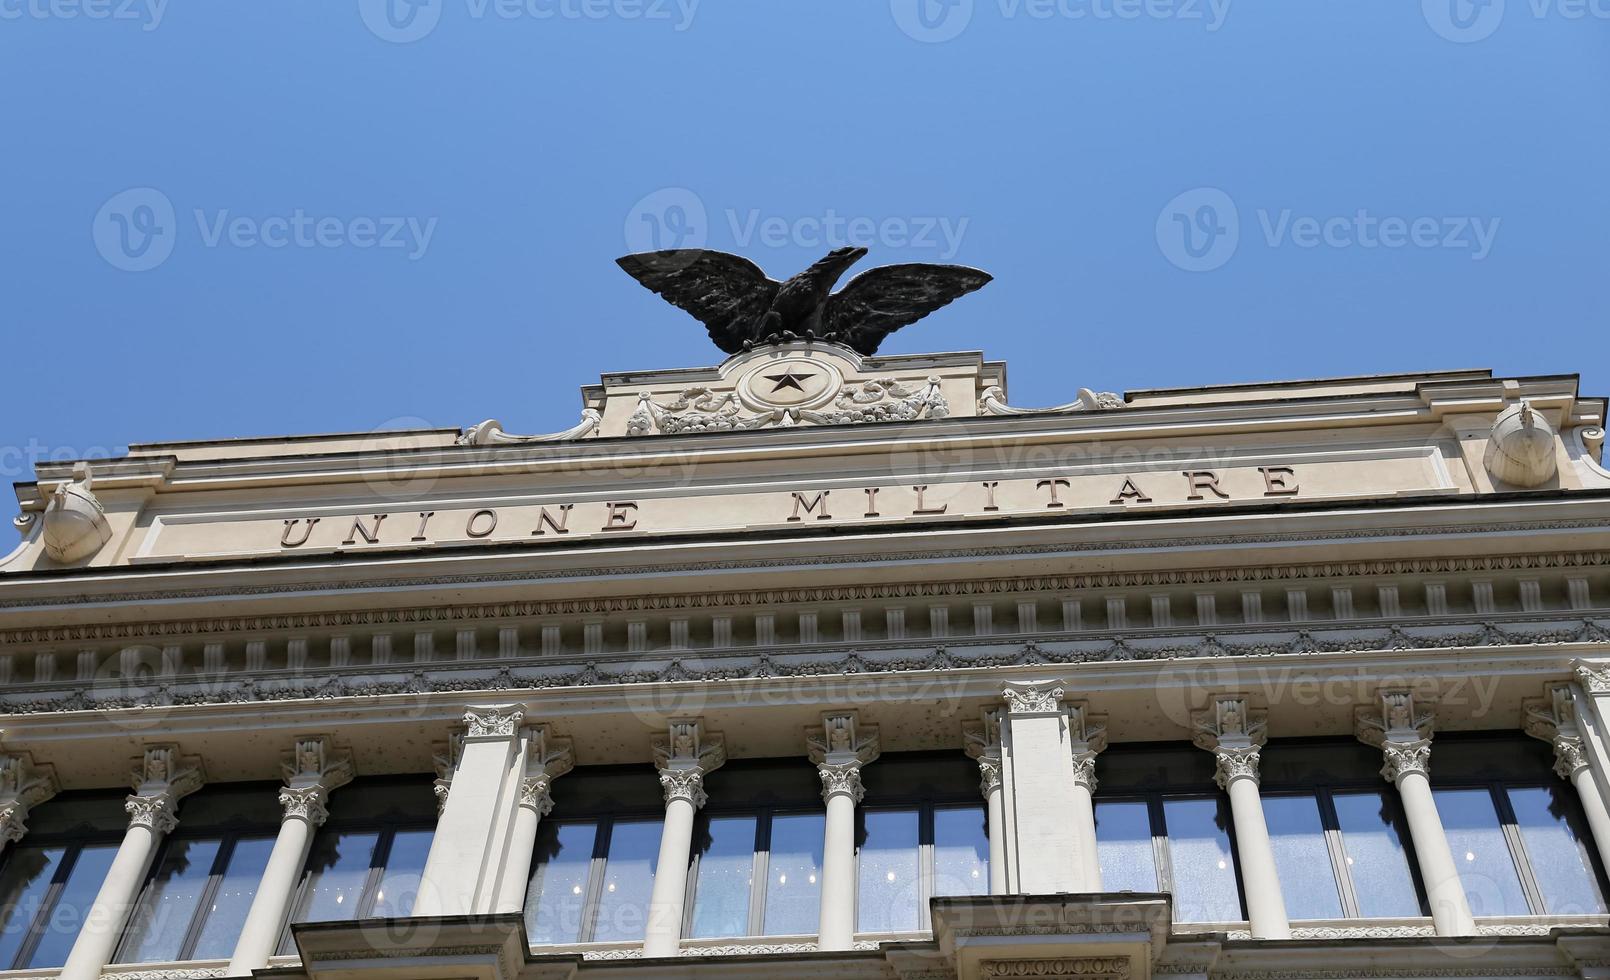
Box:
xmin=1331 ymin=790 xmax=1422 ymax=918
xmin=526 ymin=821 xmax=599 ymax=944
xmin=931 ymin=806 xmax=989 ymax=897
xmin=1262 ymin=794 xmax=1344 ymax=921
xmin=1434 ymin=787 xmax=1532 ymax=917
xmin=1094 ymin=800 xmax=1158 ymax=893
xmin=281 ymin=820 xmax=436 ymax=953
xmin=26 ymin=844 xmax=119 ymax=969
xmin=1507 ymin=784 xmax=1607 ymax=915
xmin=760 ymin=812 xmax=823 ymax=936
xmin=857 ymin=808 xmax=921 ymax=933
xmin=589 ymin=818 xmax=662 ymax=943
xmin=191 ymin=836 xmax=276 ymax=959
xmin=119 ymin=837 xmax=225 ymax=962
xmin=688 ymin=815 xmax=757 ymax=939
xmin=0 ymin=845 xmax=66 ymax=969
xmin=1162 ymin=797 xmax=1243 ymax=923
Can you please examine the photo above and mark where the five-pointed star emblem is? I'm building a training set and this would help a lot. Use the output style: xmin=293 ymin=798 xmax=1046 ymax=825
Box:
xmin=764 ymin=369 xmax=815 ymax=393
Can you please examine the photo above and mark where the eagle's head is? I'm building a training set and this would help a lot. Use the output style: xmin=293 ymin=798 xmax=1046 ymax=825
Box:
xmin=804 ymin=245 xmax=868 ymax=285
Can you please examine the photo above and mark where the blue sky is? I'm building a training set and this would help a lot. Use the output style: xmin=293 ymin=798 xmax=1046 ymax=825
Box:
xmin=1 ymin=0 xmax=1606 ymax=482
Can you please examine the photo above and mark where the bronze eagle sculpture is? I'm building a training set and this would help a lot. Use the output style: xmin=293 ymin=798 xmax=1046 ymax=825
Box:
xmin=615 ymin=246 xmax=992 ymax=356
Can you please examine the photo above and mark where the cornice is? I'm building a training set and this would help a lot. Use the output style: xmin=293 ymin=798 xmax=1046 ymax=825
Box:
xmin=2 ymin=616 xmax=1604 ymax=717
xmin=2 ymin=547 xmax=1607 ymax=646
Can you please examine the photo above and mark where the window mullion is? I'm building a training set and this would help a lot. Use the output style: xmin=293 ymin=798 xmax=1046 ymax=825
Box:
xmin=1316 ymin=791 xmax=1361 ymax=920
xmin=177 ymin=835 xmax=234 ymax=960
xmin=748 ymin=809 xmax=770 ymax=938
xmin=1149 ymin=797 xmax=1174 ymax=897
xmin=578 ymin=819 xmax=613 ymax=943
xmin=17 ymin=846 xmax=77 ymax=969
xmin=357 ymin=830 xmax=393 ymax=919
xmin=1492 ymin=786 xmax=1548 ymax=916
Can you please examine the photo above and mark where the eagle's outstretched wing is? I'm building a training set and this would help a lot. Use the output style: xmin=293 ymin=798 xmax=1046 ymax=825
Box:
xmin=823 ymin=264 xmax=993 ymax=356
xmin=616 ymin=250 xmax=779 ymax=353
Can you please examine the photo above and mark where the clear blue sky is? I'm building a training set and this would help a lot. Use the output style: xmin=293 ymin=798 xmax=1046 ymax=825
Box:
xmin=2 ymin=0 xmax=1606 ymax=481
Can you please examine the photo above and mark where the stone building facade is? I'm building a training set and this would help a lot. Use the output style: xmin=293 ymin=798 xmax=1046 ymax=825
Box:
xmin=0 ymin=341 xmax=1608 ymax=980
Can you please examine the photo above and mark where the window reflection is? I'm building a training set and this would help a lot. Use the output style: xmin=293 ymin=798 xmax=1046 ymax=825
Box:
xmin=119 ymin=838 xmax=224 ymax=962
xmin=857 ymin=809 xmax=920 ymax=933
xmin=0 ymin=846 xmax=65 ymax=969
xmin=191 ymin=836 xmax=275 ymax=959
xmin=1262 ymin=795 xmax=1343 ymax=920
xmin=689 ymin=816 xmax=756 ymax=939
xmin=526 ymin=822 xmax=598 ymax=944
xmin=1095 ymin=801 xmax=1157 ymax=893
xmin=27 ymin=844 xmax=118 ymax=969
xmin=1162 ymin=798 xmax=1242 ymax=923
xmin=591 ymin=819 xmax=662 ymax=942
xmin=1508 ymin=784 xmax=1607 ymax=915
xmin=1433 ymin=788 xmax=1531 ymax=917
xmin=762 ymin=812 xmax=824 ymax=936
xmin=932 ymin=806 xmax=989 ymax=898
xmin=1331 ymin=790 xmax=1422 ymax=918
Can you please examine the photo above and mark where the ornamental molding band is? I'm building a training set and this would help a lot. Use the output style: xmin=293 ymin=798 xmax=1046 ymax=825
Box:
xmin=0 ymin=749 xmax=58 ymax=842
xmin=653 ymin=717 xmax=726 ymax=807
xmin=980 ymin=958 xmax=1132 ymax=979
xmin=1002 ymin=680 xmax=1065 ymax=716
xmin=963 ymin=706 xmax=1004 ymax=795
xmin=1192 ymin=696 xmax=1268 ymax=789
xmin=1523 ymin=682 xmax=1591 ymax=779
xmin=807 ymin=710 xmax=881 ymax=803
xmin=1356 ymin=690 xmax=1436 ymax=783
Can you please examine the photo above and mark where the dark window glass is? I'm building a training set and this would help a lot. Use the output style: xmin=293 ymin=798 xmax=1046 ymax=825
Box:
xmin=192 ymin=836 xmax=275 ymax=959
xmin=761 ymin=812 xmax=823 ymax=936
xmin=1508 ymin=784 xmax=1606 ymax=915
xmin=1331 ymin=790 xmax=1422 ymax=918
xmin=0 ymin=846 xmax=64 ymax=968
xmin=298 ymin=830 xmax=380 ymax=923
xmin=689 ymin=816 xmax=756 ymax=939
xmin=1095 ymin=801 xmax=1157 ymax=892
xmin=1263 ymin=794 xmax=1344 ymax=920
xmin=371 ymin=829 xmax=432 ymax=919
xmin=27 ymin=844 xmax=119 ymax=968
xmin=857 ymin=808 xmax=921 ymax=933
xmin=119 ymin=838 xmax=224 ymax=962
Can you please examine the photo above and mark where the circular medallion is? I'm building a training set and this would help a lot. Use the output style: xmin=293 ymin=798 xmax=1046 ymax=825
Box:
xmin=738 ymin=357 xmax=842 ymax=411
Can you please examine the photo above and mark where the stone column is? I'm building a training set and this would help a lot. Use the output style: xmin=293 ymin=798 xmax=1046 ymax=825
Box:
xmin=493 ymin=725 xmax=574 ymax=915
xmin=1357 ymin=690 xmax=1475 ymax=936
xmin=644 ymin=719 xmax=725 ymax=957
xmin=1066 ymin=700 xmax=1107 ymax=893
xmin=997 ymin=681 xmax=1099 ymax=893
xmin=60 ymin=745 xmax=204 ymax=980
xmin=1525 ymin=682 xmax=1610 ymax=875
xmin=963 ymin=708 xmax=1007 ymax=895
xmin=808 ymin=711 xmax=880 ymax=951
xmin=1192 ymin=696 xmax=1288 ymax=939
xmin=0 ymin=751 xmax=59 ymax=855
xmin=414 ymin=705 xmax=526 ymax=917
xmin=226 ymin=737 xmax=353 ymax=977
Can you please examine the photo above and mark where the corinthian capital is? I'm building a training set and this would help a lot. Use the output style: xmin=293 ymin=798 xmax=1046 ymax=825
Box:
xmin=1525 ymin=682 xmax=1592 ymax=780
xmin=0 ymin=752 xmax=59 ymax=843
xmin=275 ymin=736 xmax=353 ymax=826
xmin=962 ymin=708 xmax=1003 ymax=796
xmin=1001 ymin=681 xmax=1065 ymax=716
xmin=463 ymin=705 xmax=524 ymax=739
xmin=807 ymin=711 xmax=880 ymax=803
xmin=125 ymin=744 xmax=203 ymax=833
xmin=521 ymin=724 xmax=574 ymax=814
xmin=1357 ymin=690 xmax=1435 ymax=784
xmin=1067 ymin=701 xmax=1108 ymax=792
xmin=1192 ymin=696 xmax=1267 ymax=789
xmin=652 ymin=718 xmax=725 ymax=808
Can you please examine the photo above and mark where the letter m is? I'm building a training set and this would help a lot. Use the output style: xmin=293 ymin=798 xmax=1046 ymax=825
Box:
xmin=788 ymin=490 xmax=831 ymax=522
